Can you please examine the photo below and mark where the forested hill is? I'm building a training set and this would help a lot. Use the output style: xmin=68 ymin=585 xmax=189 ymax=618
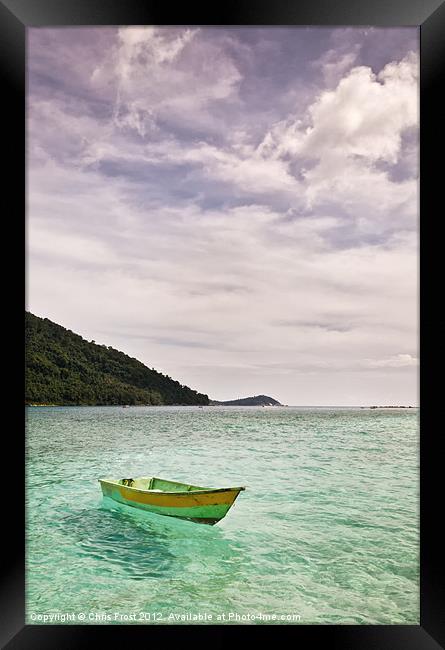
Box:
xmin=25 ymin=312 xmax=209 ymax=406
xmin=210 ymin=395 xmax=281 ymax=406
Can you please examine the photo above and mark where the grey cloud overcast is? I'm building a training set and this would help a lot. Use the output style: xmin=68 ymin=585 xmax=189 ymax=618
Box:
xmin=27 ymin=27 xmax=419 ymax=405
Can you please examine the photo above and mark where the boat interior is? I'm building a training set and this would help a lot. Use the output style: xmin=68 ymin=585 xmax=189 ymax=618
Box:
xmin=116 ymin=477 xmax=211 ymax=492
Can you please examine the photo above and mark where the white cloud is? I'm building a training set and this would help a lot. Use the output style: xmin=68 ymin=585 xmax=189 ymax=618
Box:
xmin=363 ymin=354 xmax=418 ymax=368
xmin=314 ymin=47 xmax=360 ymax=86
xmin=302 ymin=52 xmax=418 ymax=164
xmin=91 ymin=27 xmax=242 ymax=138
xmin=116 ymin=26 xmax=197 ymax=68
xmin=256 ymin=51 xmax=419 ymax=235
xmin=259 ymin=52 xmax=418 ymax=165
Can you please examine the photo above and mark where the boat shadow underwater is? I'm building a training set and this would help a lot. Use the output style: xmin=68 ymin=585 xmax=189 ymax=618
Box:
xmin=57 ymin=498 xmax=243 ymax=582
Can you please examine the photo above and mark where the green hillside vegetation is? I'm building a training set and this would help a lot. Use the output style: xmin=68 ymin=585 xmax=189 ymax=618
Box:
xmin=25 ymin=312 xmax=209 ymax=406
xmin=210 ymin=395 xmax=281 ymax=406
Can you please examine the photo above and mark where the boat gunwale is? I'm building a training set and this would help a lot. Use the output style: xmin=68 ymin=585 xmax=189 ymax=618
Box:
xmin=98 ymin=478 xmax=246 ymax=496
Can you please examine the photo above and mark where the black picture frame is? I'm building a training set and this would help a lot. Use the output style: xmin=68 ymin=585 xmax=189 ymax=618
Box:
xmin=3 ymin=0 xmax=443 ymax=647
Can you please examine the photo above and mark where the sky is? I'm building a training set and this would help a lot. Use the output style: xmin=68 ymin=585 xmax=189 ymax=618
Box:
xmin=27 ymin=27 xmax=419 ymax=405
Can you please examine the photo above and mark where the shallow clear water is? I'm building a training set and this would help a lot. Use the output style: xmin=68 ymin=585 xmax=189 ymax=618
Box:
xmin=26 ymin=406 xmax=419 ymax=625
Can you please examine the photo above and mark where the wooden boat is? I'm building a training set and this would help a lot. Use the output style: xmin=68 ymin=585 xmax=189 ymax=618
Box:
xmin=99 ymin=476 xmax=245 ymax=525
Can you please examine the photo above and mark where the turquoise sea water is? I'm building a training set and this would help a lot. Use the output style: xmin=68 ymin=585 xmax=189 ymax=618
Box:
xmin=26 ymin=406 xmax=419 ymax=625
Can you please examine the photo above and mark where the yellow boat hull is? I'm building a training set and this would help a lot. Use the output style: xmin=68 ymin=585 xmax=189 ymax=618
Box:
xmin=99 ymin=476 xmax=245 ymax=525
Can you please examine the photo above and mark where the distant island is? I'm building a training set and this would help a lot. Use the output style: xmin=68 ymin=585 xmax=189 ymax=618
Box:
xmin=367 ymin=405 xmax=416 ymax=409
xmin=25 ymin=312 xmax=209 ymax=406
xmin=210 ymin=395 xmax=281 ymax=406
